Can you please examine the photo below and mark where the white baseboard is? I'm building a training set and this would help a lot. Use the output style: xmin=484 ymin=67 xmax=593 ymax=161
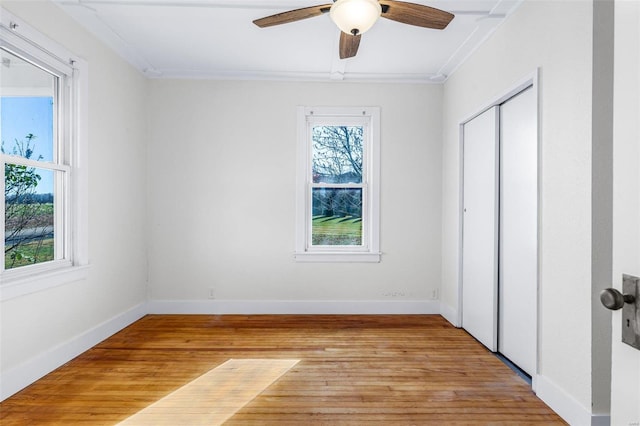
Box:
xmin=535 ymin=374 xmax=610 ymax=426
xmin=147 ymin=299 xmax=441 ymax=315
xmin=439 ymin=302 xmax=460 ymax=327
xmin=0 ymin=302 xmax=147 ymax=401
xmin=590 ymin=414 xmax=611 ymax=426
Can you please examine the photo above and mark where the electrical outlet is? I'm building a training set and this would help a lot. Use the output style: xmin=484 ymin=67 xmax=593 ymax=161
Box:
xmin=208 ymin=288 xmax=216 ymax=299
xmin=431 ymin=289 xmax=439 ymax=300
xmin=383 ymin=291 xmax=407 ymax=298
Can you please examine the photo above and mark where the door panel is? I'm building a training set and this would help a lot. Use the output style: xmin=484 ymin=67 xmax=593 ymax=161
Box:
xmin=611 ymin=0 xmax=640 ymax=422
xmin=462 ymin=107 xmax=499 ymax=351
xmin=498 ymin=87 xmax=537 ymax=376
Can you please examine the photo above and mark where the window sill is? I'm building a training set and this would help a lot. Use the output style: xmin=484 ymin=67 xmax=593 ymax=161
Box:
xmin=294 ymin=252 xmax=381 ymax=263
xmin=0 ymin=264 xmax=90 ymax=301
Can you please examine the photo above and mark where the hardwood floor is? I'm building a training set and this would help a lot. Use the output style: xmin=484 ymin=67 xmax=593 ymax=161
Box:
xmin=0 ymin=315 xmax=566 ymax=425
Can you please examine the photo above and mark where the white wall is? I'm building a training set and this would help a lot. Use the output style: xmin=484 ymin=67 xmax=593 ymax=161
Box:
xmin=0 ymin=0 xmax=148 ymax=393
xmin=146 ymin=80 xmax=442 ymax=308
xmin=441 ymin=0 xmax=596 ymax=421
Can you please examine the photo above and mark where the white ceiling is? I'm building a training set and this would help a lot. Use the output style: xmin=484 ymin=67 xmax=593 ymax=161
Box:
xmin=53 ymin=0 xmax=522 ymax=82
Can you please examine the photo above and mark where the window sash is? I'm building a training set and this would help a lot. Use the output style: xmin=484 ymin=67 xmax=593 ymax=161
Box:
xmin=307 ymin=121 xmax=368 ymax=251
xmin=2 ymin=160 xmax=69 ymax=269
xmin=1 ymin=31 xmax=71 ymax=273
xmin=307 ymin=184 xmax=369 ymax=251
xmin=2 ymin=155 xmax=70 ymax=173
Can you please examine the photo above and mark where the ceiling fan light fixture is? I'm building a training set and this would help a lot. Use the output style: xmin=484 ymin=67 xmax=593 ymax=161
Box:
xmin=330 ymin=0 xmax=382 ymax=35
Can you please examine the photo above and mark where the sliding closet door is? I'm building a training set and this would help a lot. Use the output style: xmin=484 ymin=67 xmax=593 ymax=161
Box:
xmin=498 ymin=87 xmax=537 ymax=376
xmin=461 ymin=107 xmax=499 ymax=351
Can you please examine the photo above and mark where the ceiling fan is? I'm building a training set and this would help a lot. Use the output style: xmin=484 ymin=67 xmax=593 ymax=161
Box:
xmin=253 ymin=0 xmax=454 ymax=59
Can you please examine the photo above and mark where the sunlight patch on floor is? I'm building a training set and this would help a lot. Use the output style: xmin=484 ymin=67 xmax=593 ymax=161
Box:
xmin=117 ymin=358 xmax=299 ymax=426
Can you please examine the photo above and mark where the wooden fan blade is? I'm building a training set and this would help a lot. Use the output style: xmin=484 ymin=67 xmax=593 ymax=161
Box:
xmin=379 ymin=0 xmax=454 ymax=30
xmin=339 ymin=32 xmax=361 ymax=59
xmin=253 ymin=4 xmax=332 ymax=28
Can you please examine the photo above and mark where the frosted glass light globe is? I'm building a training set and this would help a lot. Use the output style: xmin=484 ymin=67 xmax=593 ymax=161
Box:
xmin=330 ymin=0 xmax=382 ymax=35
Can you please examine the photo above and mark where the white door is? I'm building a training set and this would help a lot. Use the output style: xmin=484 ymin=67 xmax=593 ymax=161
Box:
xmin=610 ymin=1 xmax=640 ymax=423
xmin=498 ymin=87 xmax=537 ymax=376
xmin=462 ymin=106 xmax=499 ymax=351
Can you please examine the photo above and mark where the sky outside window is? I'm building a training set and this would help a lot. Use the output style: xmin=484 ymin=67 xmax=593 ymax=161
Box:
xmin=1 ymin=47 xmax=56 ymax=195
xmin=1 ymin=97 xmax=55 ymax=194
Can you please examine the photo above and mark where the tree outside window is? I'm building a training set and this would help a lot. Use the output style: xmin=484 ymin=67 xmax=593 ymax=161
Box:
xmin=3 ymin=132 xmax=54 ymax=268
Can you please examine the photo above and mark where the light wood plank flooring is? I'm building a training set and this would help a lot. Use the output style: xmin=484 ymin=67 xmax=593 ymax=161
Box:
xmin=0 ymin=315 xmax=566 ymax=425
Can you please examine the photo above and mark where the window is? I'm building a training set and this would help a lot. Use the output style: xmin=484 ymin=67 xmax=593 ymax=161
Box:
xmin=295 ymin=106 xmax=380 ymax=262
xmin=1 ymin=10 xmax=88 ymax=299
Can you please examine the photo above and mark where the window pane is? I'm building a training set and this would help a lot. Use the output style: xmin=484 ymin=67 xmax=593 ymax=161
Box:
xmin=0 ymin=49 xmax=55 ymax=163
xmin=312 ymin=188 xmax=362 ymax=246
xmin=312 ymin=126 xmax=363 ymax=184
xmin=5 ymin=165 xmax=55 ymax=269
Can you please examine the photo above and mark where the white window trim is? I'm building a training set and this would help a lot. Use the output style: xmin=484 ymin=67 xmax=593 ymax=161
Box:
xmin=0 ymin=8 xmax=89 ymax=301
xmin=295 ymin=106 xmax=381 ymax=263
